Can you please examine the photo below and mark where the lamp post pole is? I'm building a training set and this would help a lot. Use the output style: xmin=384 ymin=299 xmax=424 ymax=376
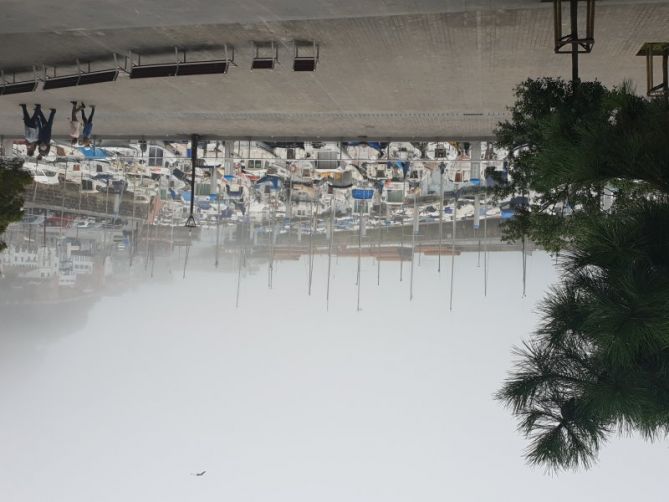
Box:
xmin=570 ymin=0 xmax=579 ymax=83
xmin=186 ymin=134 xmax=199 ymax=227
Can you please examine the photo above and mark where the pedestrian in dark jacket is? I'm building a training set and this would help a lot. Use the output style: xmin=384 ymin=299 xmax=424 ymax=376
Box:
xmin=20 ymin=103 xmax=40 ymax=156
xmin=37 ymin=107 xmax=56 ymax=158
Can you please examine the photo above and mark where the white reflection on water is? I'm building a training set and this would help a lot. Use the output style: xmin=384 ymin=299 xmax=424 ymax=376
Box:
xmin=0 ymin=251 xmax=667 ymax=502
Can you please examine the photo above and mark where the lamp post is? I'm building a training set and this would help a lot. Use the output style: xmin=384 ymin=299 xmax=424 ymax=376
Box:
xmin=185 ymin=134 xmax=199 ymax=228
xmin=553 ymin=0 xmax=596 ymax=83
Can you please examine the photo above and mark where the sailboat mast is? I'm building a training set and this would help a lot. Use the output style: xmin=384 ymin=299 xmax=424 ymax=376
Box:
xmin=522 ymin=235 xmax=527 ymax=298
xmin=449 ymin=193 xmax=457 ymax=311
xmin=326 ymin=195 xmax=334 ymax=310
xmin=356 ymin=201 xmax=363 ymax=311
xmin=484 ymin=188 xmax=488 ymax=296
xmin=236 ymin=245 xmax=243 ymax=308
xmin=215 ymin=165 xmax=221 ymax=267
xmin=438 ymin=163 xmax=444 ymax=272
xmin=308 ymin=198 xmax=315 ymax=295
xmin=410 ymin=193 xmax=417 ymax=300
xmin=182 ymin=241 xmax=190 ymax=279
xmin=377 ymin=212 xmax=383 ymax=286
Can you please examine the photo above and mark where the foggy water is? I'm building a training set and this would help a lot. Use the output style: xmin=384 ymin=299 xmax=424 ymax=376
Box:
xmin=1 ymin=248 xmax=667 ymax=502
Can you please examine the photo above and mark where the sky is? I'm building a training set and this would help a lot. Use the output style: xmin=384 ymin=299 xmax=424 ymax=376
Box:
xmin=1 ymin=250 xmax=667 ymax=502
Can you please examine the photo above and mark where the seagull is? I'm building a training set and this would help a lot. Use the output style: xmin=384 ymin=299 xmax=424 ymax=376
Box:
xmin=191 ymin=471 xmax=206 ymax=477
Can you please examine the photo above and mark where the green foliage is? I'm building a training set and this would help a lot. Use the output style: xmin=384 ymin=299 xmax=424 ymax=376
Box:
xmin=496 ymin=78 xmax=669 ymax=470
xmin=500 ymin=209 xmax=586 ymax=255
xmin=493 ymin=78 xmax=669 ymax=251
xmin=0 ymin=158 xmax=32 ymax=252
xmin=498 ymin=202 xmax=669 ymax=471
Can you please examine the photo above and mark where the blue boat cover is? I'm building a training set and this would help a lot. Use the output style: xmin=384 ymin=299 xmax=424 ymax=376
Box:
xmin=352 ymin=188 xmax=374 ymax=200
xmin=78 ymin=147 xmax=107 ymax=159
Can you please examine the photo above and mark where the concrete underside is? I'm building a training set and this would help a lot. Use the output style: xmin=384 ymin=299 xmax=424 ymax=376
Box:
xmin=0 ymin=0 xmax=667 ymax=141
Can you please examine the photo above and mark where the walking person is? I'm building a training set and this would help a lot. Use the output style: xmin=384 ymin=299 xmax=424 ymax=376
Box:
xmin=36 ymin=107 xmax=56 ymax=159
xmin=80 ymin=104 xmax=95 ymax=146
xmin=69 ymin=101 xmax=85 ymax=146
xmin=20 ymin=103 xmax=40 ymax=156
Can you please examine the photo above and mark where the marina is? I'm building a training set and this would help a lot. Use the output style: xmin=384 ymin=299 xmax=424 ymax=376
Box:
xmin=9 ymin=139 xmax=512 ymax=238
xmin=1 ymin=0 xmax=667 ymax=500
xmin=1 ymin=139 xmax=538 ymax=310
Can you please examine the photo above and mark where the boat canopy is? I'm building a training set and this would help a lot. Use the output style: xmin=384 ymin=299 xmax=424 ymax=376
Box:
xmin=78 ymin=147 xmax=108 ymax=159
xmin=352 ymin=188 xmax=374 ymax=200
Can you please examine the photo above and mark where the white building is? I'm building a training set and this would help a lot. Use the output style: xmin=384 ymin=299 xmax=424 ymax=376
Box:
xmin=0 ymin=245 xmax=59 ymax=279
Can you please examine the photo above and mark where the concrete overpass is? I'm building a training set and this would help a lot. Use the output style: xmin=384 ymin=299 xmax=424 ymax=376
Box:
xmin=0 ymin=0 xmax=666 ymax=141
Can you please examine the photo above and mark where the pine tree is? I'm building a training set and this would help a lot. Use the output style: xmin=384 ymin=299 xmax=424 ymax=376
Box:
xmin=498 ymin=202 xmax=669 ymax=470
xmin=0 ymin=158 xmax=32 ymax=252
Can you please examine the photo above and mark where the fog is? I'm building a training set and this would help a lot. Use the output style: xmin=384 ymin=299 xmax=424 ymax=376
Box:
xmin=1 ymin=248 xmax=667 ymax=502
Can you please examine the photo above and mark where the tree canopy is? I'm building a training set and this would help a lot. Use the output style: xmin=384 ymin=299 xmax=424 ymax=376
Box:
xmin=0 ymin=158 xmax=32 ymax=252
xmin=492 ymin=78 xmax=669 ymax=253
xmin=498 ymin=202 xmax=669 ymax=470
xmin=495 ymin=79 xmax=669 ymax=471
